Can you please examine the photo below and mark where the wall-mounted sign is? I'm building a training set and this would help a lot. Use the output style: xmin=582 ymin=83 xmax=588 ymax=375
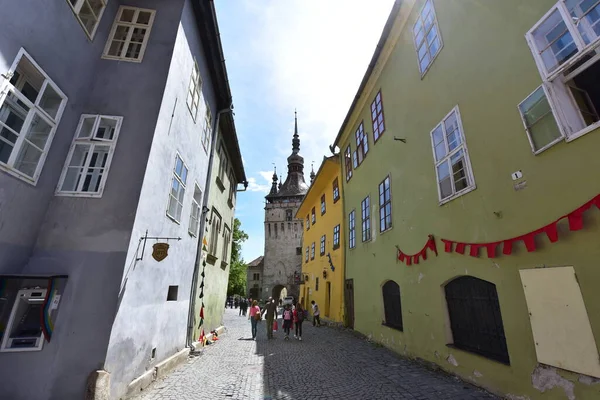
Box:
xmin=152 ymin=243 xmax=170 ymax=262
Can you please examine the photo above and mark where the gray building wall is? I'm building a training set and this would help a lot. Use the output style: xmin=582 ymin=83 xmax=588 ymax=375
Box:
xmin=0 ymin=0 xmax=220 ymax=399
xmin=262 ymin=201 xmax=303 ymax=300
xmin=103 ymin=0 xmax=217 ymax=397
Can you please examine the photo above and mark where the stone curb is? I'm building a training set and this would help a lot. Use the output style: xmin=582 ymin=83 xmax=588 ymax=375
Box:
xmin=191 ymin=325 xmax=226 ymax=351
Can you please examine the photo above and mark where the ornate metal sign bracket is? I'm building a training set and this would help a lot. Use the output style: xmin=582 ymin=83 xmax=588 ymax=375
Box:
xmin=136 ymin=230 xmax=182 ymax=261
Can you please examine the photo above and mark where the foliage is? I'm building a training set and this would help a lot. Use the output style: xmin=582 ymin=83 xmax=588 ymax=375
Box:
xmin=227 ymin=218 xmax=248 ymax=296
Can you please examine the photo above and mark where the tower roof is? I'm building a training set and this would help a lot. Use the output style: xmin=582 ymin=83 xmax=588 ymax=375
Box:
xmin=266 ymin=111 xmax=308 ymax=201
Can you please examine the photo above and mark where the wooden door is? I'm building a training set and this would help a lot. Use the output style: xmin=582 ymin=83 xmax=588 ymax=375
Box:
xmin=344 ymin=279 xmax=354 ymax=329
xmin=325 ymin=282 xmax=331 ymax=317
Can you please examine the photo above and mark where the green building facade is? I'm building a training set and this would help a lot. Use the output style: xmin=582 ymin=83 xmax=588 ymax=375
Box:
xmin=334 ymin=0 xmax=600 ymax=398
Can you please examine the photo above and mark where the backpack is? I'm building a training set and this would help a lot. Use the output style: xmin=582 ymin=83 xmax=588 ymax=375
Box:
xmin=283 ymin=309 xmax=292 ymax=320
xmin=297 ymin=309 xmax=304 ymax=322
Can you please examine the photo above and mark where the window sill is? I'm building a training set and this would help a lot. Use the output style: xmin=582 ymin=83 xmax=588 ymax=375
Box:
xmin=0 ymin=164 xmax=37 ymax=186
xmin=445 ymin=344 xmax=510 ymax=366
xmin=566 ymin=121 xmax=600 ymax=143
xmin=380 ymin=226 xmax=393 ymax=235
xmin=382 ymin=322 xmax=403 ymax=332
xmin=333 ymin=197 xmax=340 ymax=204
xmin=188 ymin=230 xmax=197 ymax=238
xmin=101 ymin=54 xmax=143 ymax=63
xmin=220 ymin=261 xmax=228 ymax=270
xmin=333 ymin=244 xmax=340 ymax=250
xmin=227 ymin=198 xmax=234 ymax=209
xmin=206 ymin=254 xmax=218 ymax=265
xmin=55 ymin=191 xmax=104 ymax=198
xmin=166 ymin=212 xmax=181 ymax=225
xmin=438 ymin=185 xmax=477 ymax=206
xmin=215 ymin=176 xmax=226 ymax=192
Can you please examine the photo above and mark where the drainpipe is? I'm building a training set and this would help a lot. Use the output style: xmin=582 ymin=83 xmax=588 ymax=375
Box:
xmin=186 ymin=103 xmax=233 ymax=349
xmin=331 ymin=146 xmax=349 ymax=328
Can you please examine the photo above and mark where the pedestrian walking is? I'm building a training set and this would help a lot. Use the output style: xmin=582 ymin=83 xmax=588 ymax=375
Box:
xmin=261 ymin=297 xmax=278 ymax=339
xmin=311 ymin=300 xmax=321 ymax=327
xmin=242 ymin=298 xmax=248 ymax=316
xmin=282 ymin=304 xmax=293 ymax=340
xmin=239 ymin=298 xmax=245 ymax=316
xmin=248 ymin=300 xmax=261 ymax=340
xmin=293 ymin=302 xmax=305 ymax=340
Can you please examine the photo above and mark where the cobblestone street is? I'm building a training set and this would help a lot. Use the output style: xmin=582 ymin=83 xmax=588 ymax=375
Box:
xmin=133 ymin=309 xmax=497 ymax=400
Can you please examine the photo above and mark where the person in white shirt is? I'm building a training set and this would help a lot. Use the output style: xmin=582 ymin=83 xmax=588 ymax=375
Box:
xmin=311 ymin=300 xmax=321 ymax=327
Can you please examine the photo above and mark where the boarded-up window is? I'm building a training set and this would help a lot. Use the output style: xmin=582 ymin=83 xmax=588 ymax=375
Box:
xmin=445 ymin=276 xmax=509 ymax=364
xmin=520 ymin=267 xmax=600 ymax=378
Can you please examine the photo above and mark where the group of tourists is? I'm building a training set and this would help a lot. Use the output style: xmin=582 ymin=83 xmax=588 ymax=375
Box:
xmin=247 ymin=297 xmax=321 ymax=341
xmin=225 ymin=297 xmax=251 ymax=317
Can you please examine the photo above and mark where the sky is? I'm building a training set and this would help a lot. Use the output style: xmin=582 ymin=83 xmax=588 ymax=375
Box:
xmin=214 ymin=0 xmax=396 ymax=263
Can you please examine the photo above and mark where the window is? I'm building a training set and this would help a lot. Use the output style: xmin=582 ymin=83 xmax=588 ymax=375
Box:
xmin=333 ymin=224 xmax=340 ymax=249
xmin=222 ymin=225 xmax=231 ymax=263
xmin=354 ymin=122 xmax=368 ymax=166
xmin=379 ymin=176 xmax=392 ymax=232
xmin=413 ymin=0 xmax=443 ymax=76
xmin=361 ymin=195 xmax=371 ymax=241
xmin=348 ymin=210 xmax=356 ymax=249
xmin=228 ymin=169 xmax=236 ymax=205
xmin=344 ymin=145 xmax=353 ymax=181
xmin=67 ymin=0 xmax=107 ymax=39
xmin=268 ymin=223 xmax=271 ymax=237
xmin=274 ymin=223 xmax=278 ymax=238
xmin=371 ymin=91 xmax=385 ymax=142
xmin=316 ymin=277 xmax=319 ymax=291
xmin=57 ymin=115 xmax=122 ymax=196
xmin=320 ymin=194 xmax=326 ymax=215
xmin=311 ymin=207 xmax=316 ymax=224
xmin=103 ymin=6 xmax=155 ymax=62
xmin=208 ymin=209 xmax=221 ymax=256
xmin=296 ymin=246 xmax=302 ymax=255
xmin=305 ymin=247 xmax=309 ymax=263
xmin=518 ymin=86 xmax=563 ymax=153
xmin=217 ymin=142 xmax=228 ymax=183
xmin=320 ymin=235 xmax=326 ymax=256
xmin=166 ymin=155 xmax=188 ymax=223
xmin=382 ymin=281 xmax=403 ymax=331
xmin=332 ymin=177 xmax=340 ymax=203
xmin=281 ymin=222 xmax=284 ymax=232
xmin=306 ymin=215 xmax=310 ymax=230
xmin=253 ymin=273 xmax=260 ymax=281
xmin=525 ymin=0 xmax=600 ymax=149
xmin=201 ymin=102 xmax=212 ymax=152
xmin=188 ymin=184 xmax=202 ymax=237
xmin=186 ymin=60 xmax=202 ymax=121
xmin=0 ymin=50 xmax=67 ymax=183
xmin=167 ymin=285 xmax=178 ymax=301
xmin=430 ymin=107 xmax=475 ymax=203
xmin=286 ymin=209 xmax=293 ymax=221
xmin=445 ymin=276 xmax=510 ymax=364
xmin=311 ymin=242 xmax=315 ymax=260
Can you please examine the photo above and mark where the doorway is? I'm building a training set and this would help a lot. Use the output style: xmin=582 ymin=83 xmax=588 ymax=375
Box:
xmin=344 ymin=279 xmax=354 ymax=329
xmin=325 ymin=282 xmax=331 ymax=318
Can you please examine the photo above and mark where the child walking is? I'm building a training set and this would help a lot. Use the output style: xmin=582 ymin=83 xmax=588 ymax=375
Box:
xmin=282 ymin=304 xmax=293 ymax=340
xmin=293 ymin=302 xmax=304 ymax=341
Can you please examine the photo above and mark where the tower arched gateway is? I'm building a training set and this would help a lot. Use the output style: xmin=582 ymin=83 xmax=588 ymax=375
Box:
xmin=262 ymin=112 xmax=308 ymax=302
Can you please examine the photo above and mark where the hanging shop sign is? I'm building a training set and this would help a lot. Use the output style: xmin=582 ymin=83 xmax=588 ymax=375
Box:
xmin=152 ymin=243 xmax=170 ymax=262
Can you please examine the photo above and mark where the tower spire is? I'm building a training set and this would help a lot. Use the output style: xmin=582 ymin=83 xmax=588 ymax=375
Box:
xmin=268 ymin=166 xmax=278 ymax=196
xmin=310 ymin=162 xmax=315 ymax=185
xmin=292 ymin=109 xmax=300 ymax=155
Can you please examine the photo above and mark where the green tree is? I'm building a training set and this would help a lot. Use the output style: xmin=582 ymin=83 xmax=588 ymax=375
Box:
xmin=227 ymin=218 xmax=248 ymax=296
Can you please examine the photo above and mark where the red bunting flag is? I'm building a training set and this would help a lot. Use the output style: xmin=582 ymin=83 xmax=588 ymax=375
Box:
xmin=396 ymin=235 xmax=438 ymax=266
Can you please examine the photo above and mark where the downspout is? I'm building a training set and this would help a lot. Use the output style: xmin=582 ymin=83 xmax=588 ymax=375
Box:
xmin=186 ymin=104 xmax=233 ymax=349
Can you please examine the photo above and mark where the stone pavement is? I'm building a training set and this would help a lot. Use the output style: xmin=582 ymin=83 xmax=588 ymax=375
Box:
xmin=132 ymin=308 xmax=498 ymax=400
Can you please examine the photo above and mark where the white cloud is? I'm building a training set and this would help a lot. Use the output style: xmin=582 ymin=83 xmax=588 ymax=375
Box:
xmin=239 ymin=0 xmax=396 ymax=172
xmin=246 ymin=171 xmax=275 ymax=193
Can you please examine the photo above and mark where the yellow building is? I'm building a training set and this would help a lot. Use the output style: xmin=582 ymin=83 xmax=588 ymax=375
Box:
xmin=296 ymin=156 xmax=345 ymax=324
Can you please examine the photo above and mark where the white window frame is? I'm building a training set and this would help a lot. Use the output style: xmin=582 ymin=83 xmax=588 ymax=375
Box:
xmin=412 ymin=0 xmax=444 ymax=78
xmin=525 ymin=1 xmax=600 ymax=147
xmin=188 ymin=183 xmax=202 ymax=237
xmin=166 ymin=153 xmax=188 ymax=223
xmin=208 ymin=208 xmax=222 ymax=256
xmin=222 ymin=224 xmax=231 ymax=264
xmin=349 ymin=209 xmax=356 ymax=249
xmin=430 ymin=106 xmax=476 ymax=205
xmin=66 ymin=0 xmax=107 ymax=40
xmin=201 ymin=101 xmax=212 ymax=152
xmin=0 ymin=49 xmax=68 ymax=185
xmin=217 ymin=142 xmax=228 ymax=182
xmin=186 ymin=59 xmax=202 ymax=122
xmin=517 ymin=85 xmax=564 ymax=154
xmin=56 ymin=114 xmax=122 ymax=197
xmin=102 ymin=6 xmax=156 ymax=63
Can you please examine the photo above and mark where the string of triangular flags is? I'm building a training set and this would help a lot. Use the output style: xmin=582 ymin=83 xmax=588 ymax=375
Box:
xmin=198 ymin=237 xmax=208 ymax=345
xmin=396 ymin=193 xmax=600 ymax=265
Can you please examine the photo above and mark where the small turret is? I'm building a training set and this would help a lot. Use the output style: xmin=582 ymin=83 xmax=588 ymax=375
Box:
xmin=268 ymin=167 xmax=278 ymax=196
xmin=310 ymin=163 xmax=315 ymax=185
